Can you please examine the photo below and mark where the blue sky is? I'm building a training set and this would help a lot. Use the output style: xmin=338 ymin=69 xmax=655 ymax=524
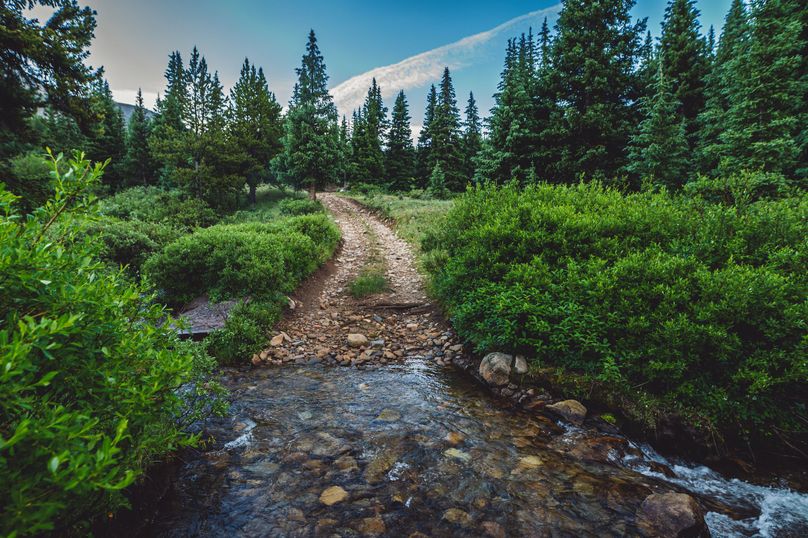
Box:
xmin=76 ymin=0 xmax=732 ymax=128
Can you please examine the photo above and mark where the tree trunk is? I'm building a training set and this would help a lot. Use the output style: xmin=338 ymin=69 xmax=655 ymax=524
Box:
xmin=308 ymin=183 xmax=317 ymax=200
xmin=248 ymin=181 xmax=257 ymax=205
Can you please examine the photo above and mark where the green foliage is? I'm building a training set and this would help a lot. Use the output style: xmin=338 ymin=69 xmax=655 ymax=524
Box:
xmin=683 ymin=170 xmax=796 ymax=207
xmin=427 ymin=162 xmax=450 ymax=199
xmin=425 ymin=182 xmax=807 ymax=446
xmin=5 ymin=150 xmax=54 ymax=211
xmin=351 ymin=78 xmax=387 ymax=183
xmin=205 ymin=300 xmax=283 ymax=365
xmin=277 ymin=197 xmax=324 ymax=216
xmin=123 ymin=89 xmax=157 ymax=187
xmin=415 ymin=85 xmax=438 ymax=186
xmin=143 ymin=214 xmax=340 ymax=305
xmin=90 ymin=218 xmax=181 ymax=274
xmin=0 ymin=151 xmax=225 ymax=536
xmin=349 ymin=270 xmax=388 ymax=298
xmin=101 ymin=186 xmax=218 ymax=231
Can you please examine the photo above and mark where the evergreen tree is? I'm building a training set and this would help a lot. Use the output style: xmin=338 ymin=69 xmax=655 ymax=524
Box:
xmin=545 ymin=0 xmax=647 ymax=182
xmin=385 ymin=90 xmax=415 ymax=190
xmin=695 ymin=0 xmax=749 ymax=174
xmin=0 ymin=1 xmax=98 ymax=163
xmin=721 ymin=0 xmax=805 ymax=178
xmin=124 ymin=89 xmax=157 ymax=186
xmin=415 ymin=85 xmax=437 ymax=186
xmin=352 ymin=78 xmax=387 ymax=182
xmin=626 ymin=65 xmax=690 ymax=189
xmin=427 ymin=162 xmax=448 ymax=199
xmin=659 ymin=0 xmax=709 ymax=147
xmin=150 ymin=51 xmax=187 ymax=185
xmin=461 ymin=92 xmax=482 ymax=181
xmin=274 ymin=30 xmax=340 ymax=199
xmin=337 ymin=115 xmax=352 ymax=187
xmin=87 ymin=78 xmax=126 ymax=189
xmin=431 ymin=67 xmax=465 ymax=191
xmin=229 ymin=59 xmax=283 ymax=204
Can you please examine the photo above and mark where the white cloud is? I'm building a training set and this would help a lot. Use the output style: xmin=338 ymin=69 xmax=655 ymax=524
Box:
xmin=330 ymin=4 xmax=561 ymax=116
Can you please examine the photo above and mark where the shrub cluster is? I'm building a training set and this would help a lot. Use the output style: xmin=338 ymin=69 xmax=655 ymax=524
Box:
xmin=425 ymin=181 xmax=807 ymax=445
xmin=277 ymin=197 xmax=324 ymax=216
xmin=0 ymin=153 xmax=226 ymax=536
xmin=100 ymin=186 xmax=219 ymax=230
xmin=143 ymin=213 xmax=339 ymax=305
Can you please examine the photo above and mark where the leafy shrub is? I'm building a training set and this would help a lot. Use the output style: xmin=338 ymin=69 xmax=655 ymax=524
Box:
xmin=5 ymin=151 xmax=55 ymax=211
xmin=425 ymin=182 xmax=807 ymax=447
xmin=90 ymin=218 xmax=181 ymax=273
xmin=101 ymin=186 xmax=218 ymax=230
xmin=683 ymin=170 xmax=796 ymax=206
xmin=277 ymin=197 xmax=324 ymax=216
xmin=0 ymin=152 xmax=226 ymax=536
xmin=144 ymin=214 xmax=340 ymax=306
xmin=205 ymin=300 xmax=283 ymax=365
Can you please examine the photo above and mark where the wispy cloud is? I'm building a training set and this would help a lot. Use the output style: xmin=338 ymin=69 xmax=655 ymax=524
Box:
xmin=330 ymin=4 xmax=561 ymax=116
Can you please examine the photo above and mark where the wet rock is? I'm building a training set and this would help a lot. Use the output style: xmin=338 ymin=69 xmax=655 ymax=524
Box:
xmin=334 ymin=455 xmax=359 ymax=473
xmin=546 ymin=399 xmax=587 ymax=425
xmin=364 ymin=448 xmax=400 ymax=483
xmin=479 ymin=352 xmax=513 ymax=386
xmin=370 ymin=338 xmax=385 ymax=349
xmin=636 ymin=493 xmax=709 ymax=538
xmin=445 ymin=431 xmax=464 ymax=445
xmin=482 ymin=521 xmax=506 ymax=538
xmin=319 ymin=485 xmax=348 ymax=506
xmin=347 ymin=333 xmax=369 ymax=348
xmin=442 ymin=508 xmax=472 ymax=527
xmin=357 ymin=516 xmax=386 ymax=536
xmin=376 ymin=409 xmax=401 ymax=422
xmin=444 ymin=448 xmax=471 ymax=463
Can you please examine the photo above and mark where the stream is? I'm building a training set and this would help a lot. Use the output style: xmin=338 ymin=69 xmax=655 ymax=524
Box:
xmin=137 ymin=357 xmax=808 ymax=537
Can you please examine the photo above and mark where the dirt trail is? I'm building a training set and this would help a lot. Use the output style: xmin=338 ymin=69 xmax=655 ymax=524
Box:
xmin=251 ymin=192 xmax=461 ymax=368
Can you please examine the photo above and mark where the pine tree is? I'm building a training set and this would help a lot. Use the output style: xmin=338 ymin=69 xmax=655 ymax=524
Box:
xmin=124 ymin=89 xmax=157 ymax=186
xmin=545 ymin=0 xmax=647 ymax=182
xmin=87 ymin=78 xmax=126 ymax=189
xmin=461 ymin=92 xmax=482 ymax=181
xmin=0 ymin=1 xmax=98 ymax=163
xmin=150 ymin=51 xmax=187 ymax=184
xmin=385 ymin=90 xmax=415 ymax=190
xmin=274 ymin=30 xmax=340 ymax=199
xmin=431 ymin=67 xmax=464 ymax=191
xmin=626 ymin=65 xmax=690 ymax=189
xmin=721 ymin=0 xmax=805 ymax=177
xmin=352 ymin=78 xmax=387 ymax=182
xmin=337 ymin=115 xmax=352 ymax=187
xmin=427 ymin=162 xmax=448 ymax=199
xmin=229 ymin=59 xmax=283 ymax=203
xmin=695 ymin=0 xmax=749 ymax=174
xmin=416 ymin=85 xmax=437 ymax=186
xmin=659 ymin=0 xmax=709 ymax=147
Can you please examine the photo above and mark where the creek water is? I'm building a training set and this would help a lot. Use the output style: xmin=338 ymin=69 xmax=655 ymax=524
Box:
xmin=141 ymin=358 xmax=808 ymax=537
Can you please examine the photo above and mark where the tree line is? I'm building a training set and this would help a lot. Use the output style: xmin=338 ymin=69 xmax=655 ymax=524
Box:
xmin=2 ymin=0 xmax=805 ymax=210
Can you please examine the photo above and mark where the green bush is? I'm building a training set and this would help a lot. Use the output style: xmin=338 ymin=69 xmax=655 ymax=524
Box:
xmin=143 ymin=214 xmax=339 ymax=306
xmin=101 ymin=186 xmax=218 ymax=231
xmin=205 ymin=300 xmax=283 ymax=365
xmin=0 ymin=152 xmax=226 ymax=536
xmin=277 ymin=197 xmax=324 ymax=216
xmin=425 ymin=182 xmax=807 ymax=446
xmin=5 ymin=151 xmax=55 ymax=211
xmin=90 ymin=218 xmax=181 ymax=274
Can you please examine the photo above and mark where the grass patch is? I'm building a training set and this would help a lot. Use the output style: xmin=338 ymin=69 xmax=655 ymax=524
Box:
xmin=349 ymin=269 xmax=388 ymax=298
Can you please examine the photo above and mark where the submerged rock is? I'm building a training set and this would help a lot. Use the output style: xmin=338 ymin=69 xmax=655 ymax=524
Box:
xmin=479 ymin=352 xmax=513 ymax=386
xmin=546 ymin=399 xmax=587 ymax=425
xmin=319 ymin=485 xmax=348 ymax=506
xmin=442 ymin=508 xmax=472 ymax=527
xmin=635 ymin=493 xmax=709 ymax=538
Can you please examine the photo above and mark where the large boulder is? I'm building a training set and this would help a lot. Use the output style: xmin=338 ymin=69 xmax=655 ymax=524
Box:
xmin=479 ymin=352 xmax=513 ymax=386
xmin=636 ymin=493 xmax=709 ymax=537
xmin=546 ymin=399 xmax=588 ymax=425
xmin=347 ymin=333 xmax=368 ymax=348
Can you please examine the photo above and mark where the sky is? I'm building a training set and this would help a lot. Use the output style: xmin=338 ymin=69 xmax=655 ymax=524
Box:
xmin=42 ymin=0 xmax=733 ymax=132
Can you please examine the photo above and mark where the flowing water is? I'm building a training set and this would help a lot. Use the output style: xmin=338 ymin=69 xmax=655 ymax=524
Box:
xmin=138 ymin=357 xmax=808 ymax=537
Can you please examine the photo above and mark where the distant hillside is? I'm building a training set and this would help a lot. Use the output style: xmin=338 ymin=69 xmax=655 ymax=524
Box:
xmin=116 ymin=102 xmax=156 ymax=124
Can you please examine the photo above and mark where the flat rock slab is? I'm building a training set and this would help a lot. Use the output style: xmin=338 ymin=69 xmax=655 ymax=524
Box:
xmin=175 ymin=296 xmax=240 ymax=336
